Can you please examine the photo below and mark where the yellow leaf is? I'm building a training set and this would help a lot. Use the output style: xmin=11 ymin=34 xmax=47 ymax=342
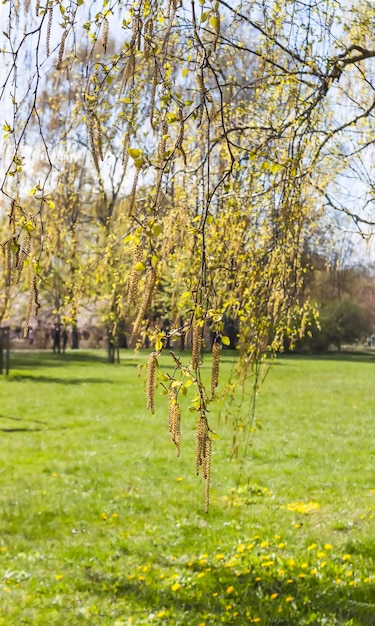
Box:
xmin=134 ymin=261 xmax=145 ymax=271
xmin=127 ymin=147 xmax=143 ymax=159
xmin=221 ymin=336 xmax=230 ymax=346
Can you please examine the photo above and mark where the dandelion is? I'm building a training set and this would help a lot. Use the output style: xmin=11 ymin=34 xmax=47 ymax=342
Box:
xmin=197 ymin=572 xmax=205 ymax=578
xmin=260 ymin=541 xmax=269 ymax=548
xmin=171 ymin=583 xmax=181 ymax=591
xmin=271 ymin=593 xmax=278 ymax=599
xmin=176 ymin=477 xmax=184 ymax=482
xmin=215 ymin=554 xmax=225 ymax=560
xmin=307 ymin=543 xmax=317 ymax=551
xmin=342 ymin=554 xmax=351 ymax=561
xmin=226 ymin=586 xmax=234 ymax=594
xmin=55 ymin=574 xmax=63 ymax=580
xmin=324 ymin=543 xmax=332 ymax=550
xmin=278 ymin=542 xmax=285 ymax=549
xmin=286 ymin=596 xmax=293 ymax=602
xmin=1 ymin=547 xmax=7 ymax=552
xmin=253 ymin=619 xmax=261 ymax=623
xmin=157 ymin=612 xmax=166 ymax=618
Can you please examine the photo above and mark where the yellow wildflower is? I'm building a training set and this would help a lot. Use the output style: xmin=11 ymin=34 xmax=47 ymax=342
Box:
xmin=227 ymin=586 xmax=234 ymax=594
xmin=171 ymin=583 xmax=181 ymax=591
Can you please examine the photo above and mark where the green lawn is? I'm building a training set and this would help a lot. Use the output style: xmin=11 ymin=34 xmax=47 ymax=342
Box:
xmin=0 ymin=350 xmax=374 ymax=625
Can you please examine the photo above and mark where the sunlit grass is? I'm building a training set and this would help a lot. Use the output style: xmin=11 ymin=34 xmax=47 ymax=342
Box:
xmin=0 ymin=350 xmax=374 ymax=624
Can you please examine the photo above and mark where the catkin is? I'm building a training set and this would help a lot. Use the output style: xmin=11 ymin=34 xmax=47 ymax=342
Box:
xmin=122 ymin=132 xmax=130 ymax=169
xmin=168 ymin=390 xmax=181 ymax=457
xmin=203 ymin=437 xmax=212 ymax=513
xmin=195 ymin=412 xmax=208 ymax=475
xmin=128 ymin=166 xmax=141 ymax=216
xmin=196 ymin=71 xmax=205 ymax=127
xmin=23 ymin=276 xmax=36 ymax=338
xmin=94 ymin=114 xmax=104 ymax=161
xmin=210 ymin=341 xmax=220 ymax=399
xmin=46 ymin=6 xmax=53 ymax=57
xmin=88 ymin=112 xmax=100 ymax=172
xmin=35 ymin=0 xmax=40 ymax=16
xmin=131 ymin=268 xmax=157 ymax=340
xmin=126 ymin=242 xmax=143 ymax=312
xmin=191 ymin=323 xmax=202 ymax=370
xmin=101 ymin=17 xmax=109 ymax=51
xmin=56 ymin=30 xmax=67 ymax=70
xmin=16 ymin=231 xmax=31 ymax=284
xmin=146 ymin=352 xmax=157 ymax=413
xmin=6 ymin=240 xmax=12 ymax=287
xmin=121 ymin=51 xmax=135 ymax=93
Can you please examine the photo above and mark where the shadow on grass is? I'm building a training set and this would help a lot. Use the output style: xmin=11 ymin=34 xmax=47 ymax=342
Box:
xmin=278 ymin=350 xmax=375 ymax=365
xmin=0 ymin=413 xmax=67 ymax=432
xmin=80 ymin=560 xmax=375 ymax=625
xmin=8 ymin=374 xmax=114 ymax=385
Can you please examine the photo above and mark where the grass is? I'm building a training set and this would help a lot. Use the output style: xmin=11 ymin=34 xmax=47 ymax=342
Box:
xmin=0 ymin=349 xmax=374 ymax=625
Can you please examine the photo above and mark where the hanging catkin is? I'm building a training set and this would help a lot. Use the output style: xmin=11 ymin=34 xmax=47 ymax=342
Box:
xmin=23 ymin=277 xmax=36 ymax=338
xmin=101 ymin=17 xmax=109 ymax=51
xmin=6 ymin=240 xmax=12 ymax=287
xmin=203 ymin=437 xmax=212 ymax=513
xmin=146 ymin=352 xmax=157 ymax=414
xmin=168 ymin=390 xmax=181 ymax=457
xmin=210 ymin=341 xmax=220 ymax=399
xmin=16 ymin=231 xmax=31 ymax=284
xmin=131 ymin=268 xmax=157 ymax=340
xmin=127 ymin=166 xmax=141 ymax=216
xmin=46 ymin=6 xmax=53 ymax=57
xmin=126 ymin=242 xmax=143 ymax=311
xmin=56 ymin=30 xmax=67 ymax=70
xmin=195 ymin=412 xmax=208 ymax=475
xmin=191 ymin=323 xmax=202 ymax=370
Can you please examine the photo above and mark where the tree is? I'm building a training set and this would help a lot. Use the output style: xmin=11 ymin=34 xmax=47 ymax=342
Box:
xmin=1 ymin=0 xmax=375 ymax=509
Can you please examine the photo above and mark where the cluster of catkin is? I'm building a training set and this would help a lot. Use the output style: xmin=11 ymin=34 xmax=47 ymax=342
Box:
xmin=195 ymin=412 xmax=212 ymax=513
